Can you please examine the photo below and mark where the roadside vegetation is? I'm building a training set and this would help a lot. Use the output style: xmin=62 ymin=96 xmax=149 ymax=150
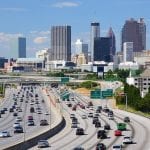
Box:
xmin=115 ymin=83 xmax=150 ymax=115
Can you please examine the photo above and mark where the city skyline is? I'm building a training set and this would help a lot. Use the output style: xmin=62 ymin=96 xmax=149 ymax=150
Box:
xmin=0 ymin=0 xmax=150 ymax=58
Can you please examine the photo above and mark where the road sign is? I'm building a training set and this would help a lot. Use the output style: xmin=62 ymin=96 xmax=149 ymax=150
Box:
xmin=90 ymin=90 xmax=101 ymax=99
xmin=61 ymin=77 xmax=69 ymax=83
xmin=60 ymin=91 xmax=70 ymax=100
xmin=102 ymin=89 xmax=113 ymax=98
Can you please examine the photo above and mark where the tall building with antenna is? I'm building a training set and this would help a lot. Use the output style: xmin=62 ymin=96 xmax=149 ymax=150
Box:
xmin=90 ymin=22 xmax=100 ymax=62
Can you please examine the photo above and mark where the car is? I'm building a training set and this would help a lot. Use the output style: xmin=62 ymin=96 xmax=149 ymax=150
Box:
xmin=70 ymin=114 xmax=75 ymax=119
xmin=95 ymin=121 xmax=101 ymax=128
xmin=71 ymin=123 xmax=78 ymax=128
xmin=37 ymin=110 xmax=42 ymax=114
xmin=76 ymin=128 xmax=84 ymax=135
xmin=27 ymin=120 xmax=35 ymax=126
xmin=9 ymin=108 xmax=14 ymax=112
xmin=67 ymin=103 xmax=72 ymax=107
xmin=44 ymin=111 xmax=49 ymax=115
xmin=3 ymin=108 xmax=8 ymax=111
xmin=81 ymin=115 xmax=87 ymax=119
xmin=108 ymin=115 xmax=114 ymax=120
xmin=108 ymin=110 xmax=113 ymax=116
xmin=1 ymin=110 xmax=5 ymax=114
xmin=37 ymin=140 xmax=49 ymax=148
xmin=87 ymin=101 xmax=93 ymax=106
xmin=117 ymin=123 xmax=126 ymax=131
xmin=96 ymin=143 xmax=106 ymax=150
xmin=40 ymin=119 xmax=48 ymax=126
xmin=124 ymin=117 xmax=130 ymax=123
xmin=88 ymin=112 xmax=93 ymax=117
xmin=0 ymin=131 xmax=10 ymax=137
xmin=72 ymin=105 xmax=77 ymax=111
xmin=97 ymin=130 xmax=107 ymax=139
xmin=80 ymin=104 xmax=85 ymax=109
xmin=122 ymin=136 xmax=133 ymax=144
xmin=72 ymin=117 xmax=78 ymax=124
xmin=112 ymin=145 xmax=122 ymax=150
xmin=103 ymin=107 xmax=109 ymax=113
xmin=28 ymin=116 xmax=33 ymax=121
xmin=104 ymin=124 xmax=111 ymax=130
xmin=93 ymin=118 xmax=99 ymax=124
xmin=13 ymin=112 xmax=18 ymax=116
xmin=14 ymin=126 xmax=23 ymax=133
xmin=73 ymin=146 xmax=84 ymax=150
xmin=16 ymin=117 xmax=22 ymax=122
xmin=30 ymin=107 xmax=35 ymax=113
xmin=114 ymin=130 xmax=122 ymax=136
xmin=13 ymin=122 xmax=21 ymax=128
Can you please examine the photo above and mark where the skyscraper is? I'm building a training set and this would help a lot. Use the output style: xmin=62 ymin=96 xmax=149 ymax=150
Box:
xmin=90 ymin=22 xmax=100 ymax=62
xmin=121 ymin=18 xmax=146 ymax=52
xmin=50 ymin=25 xmax=71 ymax=61
xmin=123 ymin=42 xmax=133 ymax=62
xmin=18 ymin=37 xmax=26 ymax=58
xmin=107 ymin=27 xmax=116 ymax=55
xmin=94 ymin=37 xmax=112 ymax=62
xmin=11 ymin=37 xmax=26 ymax=59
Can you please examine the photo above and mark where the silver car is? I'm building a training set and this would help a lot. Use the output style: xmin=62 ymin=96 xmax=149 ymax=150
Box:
xmin=37 ymin=140 xmax=49 ymax=148
xmin=0 ymin=131 xmax=10 ymax=137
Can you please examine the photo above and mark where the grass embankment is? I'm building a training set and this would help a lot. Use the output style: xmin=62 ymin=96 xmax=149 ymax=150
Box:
xmin=117 ymin=104 xmax=150 ymax=118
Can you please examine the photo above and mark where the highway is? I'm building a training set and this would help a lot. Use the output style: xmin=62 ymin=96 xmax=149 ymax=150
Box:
xmin=0 ymin=85 xmax=56 ymax=149
xmin=29 ymin=86 xmax=150 ymax=150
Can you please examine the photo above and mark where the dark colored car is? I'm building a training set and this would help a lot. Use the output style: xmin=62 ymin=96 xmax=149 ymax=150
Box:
xmin=9 ymin=108 xmax=14 ymax=112
xmin=76 ymin=128 xmax=84 ymax=135
xmin=95 ymin=121 xmax=101 ymax=128
xmin=104 ymin=124 xmax=110 ymax=130
xmin=13 ymin=112 xmax=18 ymax=116
xmin=40 ymin=119 xmax=48 ymax=126
xmin=30 ymin=107 xmax=35 ymax=113
xmin=93 ymin=118 xmax=99 ymax=124
xmin=1 ymin=110 xmax=5 ymax=114
xmin=124 ymin=117 xmax=130 ymax=123
xmin=14 ymin=126 xmax=23 ymax=133
xmin=97 ymin=130 xmax=107 ymax=139
xmin=96 ymin=143 xmax=106 ymax=150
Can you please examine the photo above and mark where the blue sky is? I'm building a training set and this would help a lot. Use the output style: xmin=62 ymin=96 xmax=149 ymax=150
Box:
xmin=0 ymin=0 xmax=150 ymax=58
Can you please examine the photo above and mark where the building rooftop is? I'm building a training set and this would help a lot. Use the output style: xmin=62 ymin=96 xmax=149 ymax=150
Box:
xmin=17 ymin=58 xmax=44 ymax=63
xmin=140 ymin=69 xmax=150 ymax=77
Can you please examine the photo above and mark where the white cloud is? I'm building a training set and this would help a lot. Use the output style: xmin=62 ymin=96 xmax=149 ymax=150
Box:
xmin=0 ymin=7 xmax=27 ymax=12
xmin=52 ymin=1 xmax=79 ymax=8
xmin=0 ymin=32 xmax=23 ymax=43
xmin=33 ymin=37 xmax=48 ymax=44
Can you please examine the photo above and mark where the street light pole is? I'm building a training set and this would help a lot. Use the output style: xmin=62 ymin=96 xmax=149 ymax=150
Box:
xmin=125 ymin=94 xmax=128 ymax=110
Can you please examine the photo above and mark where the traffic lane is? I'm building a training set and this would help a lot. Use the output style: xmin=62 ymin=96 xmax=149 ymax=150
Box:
xmin=0 ymin=86 xmax=56 ymax=149
xmin=91 ymin=98 xmax=150 ymax=150
xmin=114 ymin=109 xmax=150 ymax=150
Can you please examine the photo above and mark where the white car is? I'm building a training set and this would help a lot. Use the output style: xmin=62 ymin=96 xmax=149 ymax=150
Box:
xmin=108 ymin=115 xmax=114 ymax=120
xmin=88 ymin=113 xmax=93 ymax=117
xmin=71 ymin=123 xmax=78 ymax=128
xmin=37 ymin=140 xmax=49 ymax=148
xmin=123 ymin=136 xmax=133 ymax=144
xmin=82 ymin=114 xmax=87 ymax=119
xmin=0 ymin=131 xmax=10 ymax=137
xmin=112 ymin=145 xmax=122 ymax=150
xmin=16 ymin=117 xmax=22 ymax=122
xmin=13 ymin=122 xmax=21 ymax=128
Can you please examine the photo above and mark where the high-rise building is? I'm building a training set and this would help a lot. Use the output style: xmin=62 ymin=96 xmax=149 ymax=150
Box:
xmin=107 ymin=27 xmax=116 ymax=55
xmin=121 ymin=18 xmax=146 ymax=52
xmin=94 ymin=37 xmax=112 ymax=62
xmin=11 ymin=37 xmax=26 ymax=59
xmin=50 ymin=25 xmax=71 ymax=61
xmin=18 ymin=37 xmax=26 ymax=58
xmin=123 ymin=42 xmax=133 ymax=62
xmin=90 ymin=22 xmax=100 ymax=62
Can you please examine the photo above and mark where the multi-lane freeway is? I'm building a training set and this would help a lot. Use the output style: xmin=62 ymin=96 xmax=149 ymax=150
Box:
xmin=29 ymin=86 xmax=150 ymax=150
xmin=0 ymin=81 xmax=150 ymax=150
xmin=0 ymin=85 xmax=56 ymax=149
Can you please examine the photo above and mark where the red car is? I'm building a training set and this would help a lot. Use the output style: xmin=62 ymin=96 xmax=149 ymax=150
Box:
xmin=114 ymin=130 xmax=122 ymax=136
xmin=72 ymin=105 xmax=77 ymax=111
xmin=80 ymin=104 xmax=85 ymax=109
